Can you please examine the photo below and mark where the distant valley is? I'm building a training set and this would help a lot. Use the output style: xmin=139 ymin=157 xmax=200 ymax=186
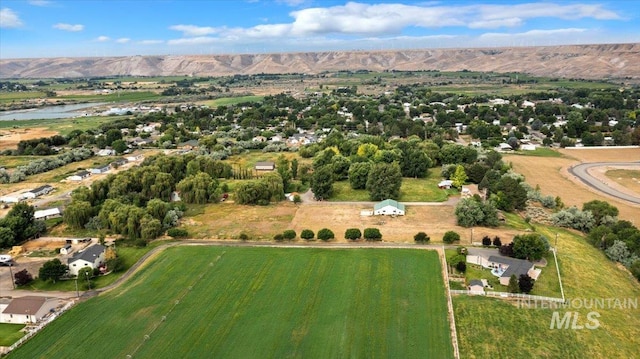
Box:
xmin=1 ymin=43 xmax=638 ymax=80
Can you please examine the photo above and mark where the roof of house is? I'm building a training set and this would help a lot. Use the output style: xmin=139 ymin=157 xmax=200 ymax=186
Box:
xmin=179 ymin=139 xmax=199 ymax=147
xmin=34 ymin=207 xmax=61 ymax=218
xmin=438 ymin=180 xmax=453 ymax=186
xmin=469 ymin=279 xmax=483 ymax=287
xmin=374 ymin=199 xmax=405 ymax=212
xmin=2 ymin=296 xmax=54 ymax=315
xmin=62 ymin=244 xmax=72 ymax=249
xmin=68 ymin=244 xmax=106 ymax=264
xmin=76 ymin=170 xmax=90 ymax=177
xmin=488 ymin=255 xmax=534 ymax=279
xmin=255 ymin=161 xmax=275 ymax=167
xmin=29 ymin=185 xmax=53 ymax=194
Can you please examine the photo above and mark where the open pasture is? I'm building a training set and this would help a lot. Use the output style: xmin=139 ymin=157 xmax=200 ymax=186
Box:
xmin=9 ymin=246 xmax=453 ymax=359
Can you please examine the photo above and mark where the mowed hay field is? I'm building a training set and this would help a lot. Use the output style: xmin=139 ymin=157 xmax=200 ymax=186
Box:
xmin=9 ymin=247 xmax=453 ymax=359
xmin=454 ymin=225 xmax=640 ymax=358
xmin=506 ymin=148 xmax=640 ymax=221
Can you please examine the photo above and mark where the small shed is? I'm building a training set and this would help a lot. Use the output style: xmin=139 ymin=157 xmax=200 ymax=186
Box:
xmin=438 ymin=180 xmax=453 ymax=189
xmin=60 ymin=244 xmax=73 ymax=255
xmin=468 ymin=279 xmax=485 ymax=293
xmin=373 ymin=199 xmax=405 ymax=216
xmin=255 ymin=161 xmax=275 ymax=171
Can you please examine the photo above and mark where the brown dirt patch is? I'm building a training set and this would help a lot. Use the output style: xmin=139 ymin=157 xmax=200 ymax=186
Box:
xmin=0 ymin=127 xmax=59 ymax=150
xmin=506 ymin=151 xmax=640 ymax=222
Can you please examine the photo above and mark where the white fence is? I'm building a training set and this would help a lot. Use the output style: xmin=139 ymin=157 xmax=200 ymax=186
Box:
xmin=451 ymin=289 xmax=565 ymax=303
xmin=3 ymin=300 xmax=76 ymax=356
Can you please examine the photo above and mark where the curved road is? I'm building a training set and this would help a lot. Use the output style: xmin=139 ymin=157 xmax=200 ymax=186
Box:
xmin=568 ymin=162 xmax=640 ymax=205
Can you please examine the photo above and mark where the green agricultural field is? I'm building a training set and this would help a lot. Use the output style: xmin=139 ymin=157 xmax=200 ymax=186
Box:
xmin=203 ymin=95 xmax=264 ymax=107
xmin=329 ymin=175 xmax=456 ymax=202
xmin=9 ymin=247 xmax=453 ymax=359
xmin=0 ymin=115 xmax=124 ymax=135
xmin=0 ymin=324 xmax=26 ymax=346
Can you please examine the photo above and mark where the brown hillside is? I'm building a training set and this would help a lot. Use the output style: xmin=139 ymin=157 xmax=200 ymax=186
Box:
xmin=1 ymin=43 xmax=638 ymax=79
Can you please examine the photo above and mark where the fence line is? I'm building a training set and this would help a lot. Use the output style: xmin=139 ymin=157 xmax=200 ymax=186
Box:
xmin=450 ymin=289 xmax=565 ymax=303
xmin=441 ymin=246 xmax=460 ymax=359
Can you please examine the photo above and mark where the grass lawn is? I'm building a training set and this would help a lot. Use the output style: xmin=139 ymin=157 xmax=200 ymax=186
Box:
xmin=506 ymin=147 xmax=565 ymax=158
xmin=453 ymin=225 xmax=640 ymax=358
xmin=329 ymin=175 xmax=456 ymax=202
xmin=605 ymin=169 xmax=640 ymax=194
xmin=0 ymin=324 xmax=26 ymax=346
xmin=0 ymin=116 xmax=123 ymax=136
xmin=9 ymin=247 xmax=453 ymax=359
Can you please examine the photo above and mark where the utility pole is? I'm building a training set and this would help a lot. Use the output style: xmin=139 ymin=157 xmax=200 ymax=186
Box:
xmin=8 ymin=263 xmax=15 ymax=289
xmin=75 ymin=276 xmax=79 ymax=298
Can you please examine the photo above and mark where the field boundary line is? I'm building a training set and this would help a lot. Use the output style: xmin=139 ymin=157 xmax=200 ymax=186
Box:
xmin=440 ymin=246 xmax=460 ymax=359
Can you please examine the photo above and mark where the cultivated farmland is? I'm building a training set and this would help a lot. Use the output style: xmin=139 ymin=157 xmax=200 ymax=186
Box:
xmin=9 ymin=247 xmax=453 ymax=359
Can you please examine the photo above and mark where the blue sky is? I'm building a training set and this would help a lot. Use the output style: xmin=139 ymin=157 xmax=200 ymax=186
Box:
xmin=0 ymin=0 xmax=638 ymax=59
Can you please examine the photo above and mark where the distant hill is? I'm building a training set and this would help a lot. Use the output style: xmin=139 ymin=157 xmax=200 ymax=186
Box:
xmin=1 ymin=43 xmax=638 ymax=80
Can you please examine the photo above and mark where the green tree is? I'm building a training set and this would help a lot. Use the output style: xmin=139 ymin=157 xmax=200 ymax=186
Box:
xmin=583 ymin=200 xmax=619 ymax=225
xmin=443 ymin=231 xmax=460 ymax=244
xmin=507 ymin=275 xmax=519 ymax=293
xmin=282 ymin=229 xmax=296 ymax=240
xmin=331 ymin=155 xmax=351 ymax=181
xmin=348 ymin=162 xmax=371 ymax=190
xmin=364 ymin=228 xmax=382 ymax=241
xmin=512 ymin=233 xmax=549 ymax=261
xmin=345 ymin=228 xmax=362 ymax=241
xmin=63 ymin=201 xmax=93 ymax=229
xmin=494 ymin=177 xmax=527 ymax=211
xmin=414 ymin=232 xmax=430 ymax=243
xmin=301 ymin=229 xmax=315 ymax=240
xmin=39 ymin=258 xmax=68 ymax=283
xmin=112 ymin=139 xmax=128 ymax=154
xmin=291 ymin=158 xmax=299 ymax=179
xmin=317 ymin=228 xmax=335 ymax=241
xmin=518 ymin=274 xmax=535 ymax=293
xmin=451 ymin=165 xmax=468 ymax=189
xmin=176 ymin=172 xmax=219 ymax=204
xmin=311 ymin=165 xmax=334 ymax=200
xmin=0 ymin=227 xmax=15 ymax=248
xmin=235 ymin=180 xmax=270 ymax=205
xmin=366 ymin=162 xmax=402 ymax=201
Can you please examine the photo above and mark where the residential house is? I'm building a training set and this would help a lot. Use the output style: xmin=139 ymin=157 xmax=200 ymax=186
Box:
xmin=97 ymin=149 xmax=116 ymax=156
xmin=110 ymin=158 xmax=128 ymax=168
xmin=178 ymin=139 xmax=199 ymax=150
xmin=126 ymin=154 xmax=144 ymax=162
xmin=467 ymin=279 xmax=485 ymax=293
xmin=67 ymin=170 xmax=91 ymax=181
xmin=67 ymin=244 xmax=106 ymax=276
xmin=255 ymin=161 xmax=275 ymax=171
xmin=22 ymin=185 xmax=54 ymax=199
xmin=373 ymin=199 xmax=405 ymax=216
xmin=466 ymin=253 xmax=541 ymax=286
xmin=252 ymin=135 xmax=267 ymax=143
xmin=90 ymin=165 xmax=110 ymax=175
xmin=0 ymin=296 xmax=59 ymax=324
xmin=34 ymin=207 xmax=62 ymax=221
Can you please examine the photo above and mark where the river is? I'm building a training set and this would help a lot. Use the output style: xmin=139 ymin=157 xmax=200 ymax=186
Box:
xmin=0 ymin=102 xmax=107 ymax=121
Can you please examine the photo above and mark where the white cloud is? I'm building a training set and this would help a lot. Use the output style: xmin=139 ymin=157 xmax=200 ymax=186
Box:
xmin=276 ymin=0 xmax=307 ymax=6
xmin=28 ymin=0 xmax=52 ymax=6
xmin=116 ymin=38 xmax=130 ymax=43
xmin=0 ymin=8 xmax=23 ymax=28
xmin=168 ymin=36 xmax=217 ymax=45
xmin=95 ymin=36 xmax=110 ymax=42
xmin=138 ymin=40 xmax=164 ymax=45
xmin=53 ymin=23 xmax=84 ymax=32
xmin=169 ymin=25 xmax=219 ymax=37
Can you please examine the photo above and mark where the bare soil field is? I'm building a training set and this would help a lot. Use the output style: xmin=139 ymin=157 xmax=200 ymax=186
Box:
xmin=605 ymin=169 xmax=640 ymax=195
xmin=0 ymin=128 xmax=59 ymax=150
xmin=506 ymin=148 xmax=640 ymax=222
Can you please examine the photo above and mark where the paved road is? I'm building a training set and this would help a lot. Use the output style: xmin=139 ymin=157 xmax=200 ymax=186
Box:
xmin=568 ymin=162 xmax=640 ymax=205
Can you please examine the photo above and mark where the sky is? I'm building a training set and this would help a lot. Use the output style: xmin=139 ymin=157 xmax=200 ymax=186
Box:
xmin=0 ymin=0 xmax=638 ymax=59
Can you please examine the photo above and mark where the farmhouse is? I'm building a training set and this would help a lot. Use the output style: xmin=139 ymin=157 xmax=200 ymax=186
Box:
xmin=255 ymin=161 xmax=275 ymax=171
xmin=466 ymin=253 xmax=541 ymax=286
xmin=67 ymin=244 xmax=106 ymax=276
xmin=67 ymin=170 xmax=91 ymax=181
xmin=0 ymin=191 xmax=26 ymax=203
xmin=0 ymin=296 xmax=59 ymax=324
xmin=110 ymin=158 xmax=128 ymax=168
xmin=34 ymin=207 xmax=62 ymax=220
xmin=374 ymin=199 xmax=405 ymax=216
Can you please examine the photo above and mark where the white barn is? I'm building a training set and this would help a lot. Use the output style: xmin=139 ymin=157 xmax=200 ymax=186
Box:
xmin=373 ymin=199 xmax=405 ymax=216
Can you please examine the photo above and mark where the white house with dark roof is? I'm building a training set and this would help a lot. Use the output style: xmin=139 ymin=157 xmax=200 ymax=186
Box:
xmin=255 ymin=161 xmax=275 ymax=171
xmin=67 ymin=244 xmax=106 ymax=276
xmin=1 ymin=296 xmax=59 ymax=324
xmin=34 ymin=207 xmax=62 ymax=220
xmin=467 ymin=252 xmax=541 ymax=286
xmin=67 ymin=170 xmax=91 ymax=181
xmin=373 ymin=199 xmax=405 ymax=216
xmin=23 ymin=185 xmax=54 ymax=199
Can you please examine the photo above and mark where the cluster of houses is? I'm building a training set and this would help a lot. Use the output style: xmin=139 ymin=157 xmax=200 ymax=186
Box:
xmin=65 ymin=154 xmax=143 ymax=181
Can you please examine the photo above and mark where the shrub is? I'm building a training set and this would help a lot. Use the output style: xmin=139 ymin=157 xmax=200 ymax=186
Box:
xmin=167 ymin=228 xmax=189 ymax=238
xmin=443 ymin=231 xmax=460 ymax=244
xmin=300 ymin=229 xmax=315 ymax=240
xmin=492 ymin=236 xmax=502 ymax=247
xmin=282 ymin=230 xmax=296 ymax=240
xmin=363 ymin=228 xmax=382 ymax=241
xmin=14 ymin=269 xmax=33 ymax=286
xmin=273 ymin=233 xmax=284 ymax=241
xmin=455 ymin=261 xmax=467 ymax=273
xmin=239 ymin=233 xmax=249 ymax=241
xmin=519 ymin=274 xmax=535 ymax=294
xmin=134 ymin=239 xmax=148 ymax=247
xmin=293 ymin=194 xmax=301 ymax=204
xmin=317 ymin=228 xmax=335 ymax=241
xmin=414 ymin=232 xmax=430 ymax=243
xmin=482 ymin=236 xmax=492 ymax=246
xmin=345 ymin=228 xmax=362 ymax=241
xmin=456 ymin=246 xmax=468 ymax=255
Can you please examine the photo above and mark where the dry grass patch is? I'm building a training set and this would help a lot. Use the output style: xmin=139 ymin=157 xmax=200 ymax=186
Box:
xmin=558 ymin=147 xmax=640 ymax=162
xmin=605 ymin=169 xmax=640 ymax=195
xmin=0 ymin=127 xmax=59 ymax=150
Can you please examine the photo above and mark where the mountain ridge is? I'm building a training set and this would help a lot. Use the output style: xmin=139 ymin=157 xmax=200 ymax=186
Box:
xmin=1 ymin=43 xmax=638 ymax=80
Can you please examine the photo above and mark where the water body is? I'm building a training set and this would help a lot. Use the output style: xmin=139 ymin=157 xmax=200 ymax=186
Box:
xmin=0 ymin=102 xmax=107 ymax=121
